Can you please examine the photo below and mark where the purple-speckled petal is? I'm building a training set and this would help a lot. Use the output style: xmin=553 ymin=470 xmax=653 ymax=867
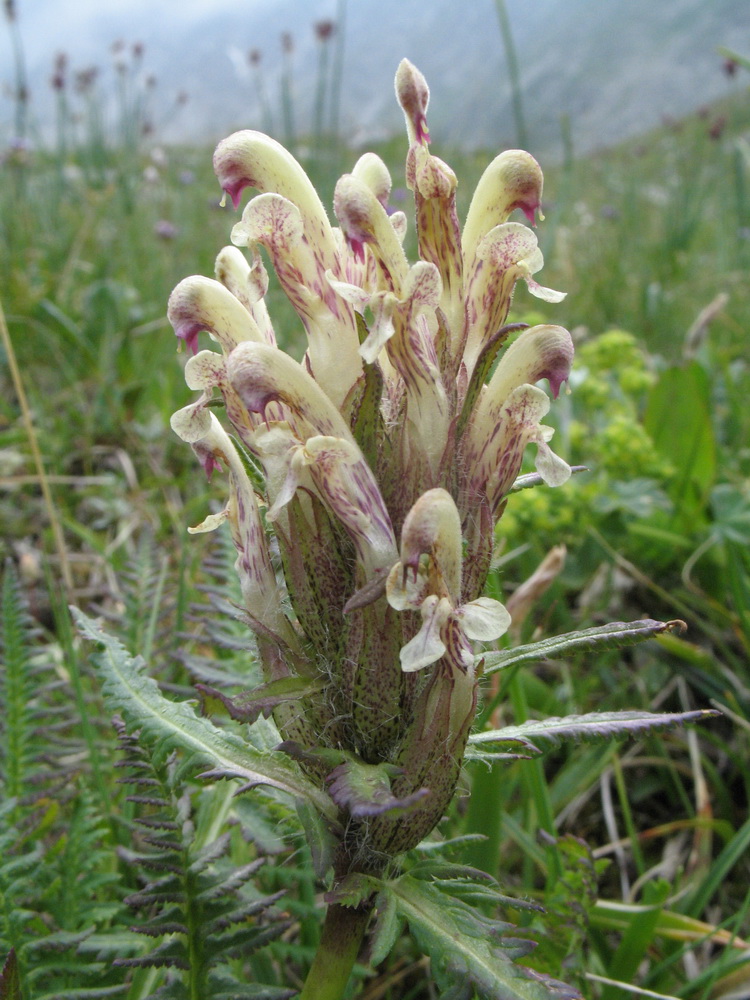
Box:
xmin=395 ymin=59 xmax=431 ymax=147
xmin=228 ymin=340 xmax=355 ymax=444
xmin=168 ymin=275 xmax=265 ymax=358
xmin=462 ymin=150 xmax=544 ymax=267
xmin=301 ymin=435 xmax=398 ymax=578
xmin=462 ymin=224 xmax=559 ymax=377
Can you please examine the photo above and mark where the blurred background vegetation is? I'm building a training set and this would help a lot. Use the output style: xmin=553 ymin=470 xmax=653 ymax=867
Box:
xmin=1 ymin=4 xmax=750 ymax=999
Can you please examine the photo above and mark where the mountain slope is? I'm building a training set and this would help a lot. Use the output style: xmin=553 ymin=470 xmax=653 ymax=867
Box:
xmin=3 ymin=0 xmax=749 ymax=155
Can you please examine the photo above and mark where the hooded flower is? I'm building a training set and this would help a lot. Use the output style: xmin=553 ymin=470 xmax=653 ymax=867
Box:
xmin=169 ymin=58 xmax=574 ymax=866
xmin=385 ymin=489 xmax=511 ymax=673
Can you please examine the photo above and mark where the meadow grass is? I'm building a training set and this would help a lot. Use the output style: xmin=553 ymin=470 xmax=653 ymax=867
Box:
xmin=1 ymin=68 xmax=749 ymax=999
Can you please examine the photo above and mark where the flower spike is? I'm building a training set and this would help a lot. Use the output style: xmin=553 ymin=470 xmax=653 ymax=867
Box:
xmin=169 ymin=60 xmax=578 ymax=890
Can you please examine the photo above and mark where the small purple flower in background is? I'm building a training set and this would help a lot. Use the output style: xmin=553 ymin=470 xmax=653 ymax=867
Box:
xmin=155 ymin=219 xmax=178 ymax=240
xmin=50 ymin=52 xmax=67 ymax=91
xmin=314 ymin=18 xmax=335 ymax=41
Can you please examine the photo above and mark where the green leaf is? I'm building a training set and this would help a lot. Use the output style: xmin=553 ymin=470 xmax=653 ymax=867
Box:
xmin=602 ymin=879 xmax=670 ymax=996
xmin=324 ymin=873 xmax=384 ymax=908
xmin=508 ymin=466 xmax=588 ymax=495
xmin=481 ymin=619 xmax=687 ymax=676
xmin=387 ymin=874 xmax=582 ymax=999
xmin=644 ymin=361 xmax=716 ymax=521
xmin=73 ymin=609 xmax=337 ymax=824
xmin=0 ymin=949 xmax=21 ymax=1000
xmin=470 ymin=709 xmax=717 ymax=754
xmin=324 ymin=755 xmax=430 ymax=818
xmin=369 ymin=890 xmax=403 ymax=967
xmin=710 ymin=482 xmax=750 ymax=546
xmin=520 ymin=835 xmax=601 ymax=990
xmin=33 ymin=988 xmax=128 ymax=999
xmin=296 ymin=801 xmax=336 ymax=879
xmin=207 ymin=967 xmax=295 ymax=999
xmin=405 ymin=861 xmax=542 ymax=913
xmin=684 ymin=812 xmax=750 ymax=917
xmin=347 ymin=317 xmax=385 ymax=472
xmin=197 ymin=676 xmax=325 ymax=724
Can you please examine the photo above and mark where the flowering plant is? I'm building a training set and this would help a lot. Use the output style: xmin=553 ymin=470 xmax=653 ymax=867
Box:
xmin=147 ymin=59 xmax=707 ymax=1000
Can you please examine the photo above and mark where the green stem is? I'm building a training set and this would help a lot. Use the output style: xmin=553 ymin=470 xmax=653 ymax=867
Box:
xmin=328 ymin=0 xmax=347 ymax=144
xmin=493 ymin=0 xmax=527 ymax=149
xmin=299 ymin=902 xmax=371 ymax=1000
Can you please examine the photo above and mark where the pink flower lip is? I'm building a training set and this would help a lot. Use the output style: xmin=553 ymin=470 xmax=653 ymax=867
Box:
xmin=223 ymin=179 xmax=248 ymax=210
xmin=175 ymin=322 xmax=201 ymax=355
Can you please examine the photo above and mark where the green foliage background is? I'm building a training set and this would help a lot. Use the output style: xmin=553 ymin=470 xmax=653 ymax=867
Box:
xmin=1 ymin=34 xmax=750 ymax=1000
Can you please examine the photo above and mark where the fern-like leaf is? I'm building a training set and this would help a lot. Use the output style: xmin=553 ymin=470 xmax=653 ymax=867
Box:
xmin=114 ymin=722 xmax=292 ymax=997
xmin=0 ymin=561 xmax=41 ymax=799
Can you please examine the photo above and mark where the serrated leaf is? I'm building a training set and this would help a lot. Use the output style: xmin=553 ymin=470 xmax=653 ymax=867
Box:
xmin=233 ymin=799 xmax=288 ymax=855
xmin=210 ymin=920 xmax=289 ymax=959
xmin=324 ymin=873 xmax=383 ymax=908
xmin=188 ymin=833 xmax=232 ymax=873
xmin=417 ymin=833 xmax=489 ymax=852
xmin=197 ymin=676 xmax=324 ymax=724
xmin=369 ymin=891 xmax=403 ymax=968
xmin=481 ymin=619 xmax=687 ymax=676
xmin=388 ymin=875 xmax=582 ymax=1000
xmin=470 ymin=709 xmax=718 ymax=753
xmin=195 ymin=858 xmax=265 ymax=902
xmin=405 ymin=862 xmax=542 ymax=913
xmin=73 ymin=609 xmax=336 ymax=823
xmin=521 ymin=834 xmax=600 ymax=989
xmin=24 ymin=928 xmax=94 ymax=953
xmin=325 ymin=756 xmax=430 ymax=818
xmin=407 ymin=861 xmax=496 ymax=882
xmin=113 ymin=935 xmax=190 ymax=969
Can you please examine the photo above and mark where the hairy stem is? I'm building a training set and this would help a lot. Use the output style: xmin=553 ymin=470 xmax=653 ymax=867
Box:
xmin=299 ymin=902 xmax=371 ymax=1000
